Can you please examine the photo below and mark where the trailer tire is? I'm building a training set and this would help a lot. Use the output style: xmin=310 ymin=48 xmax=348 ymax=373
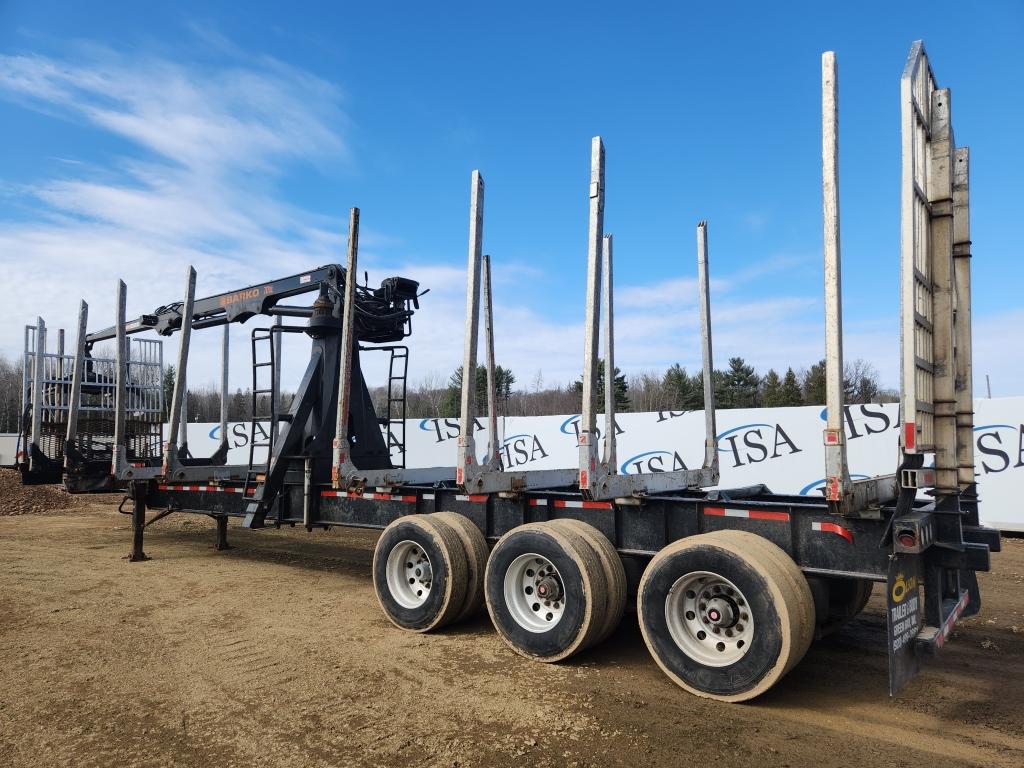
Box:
xmin=433 ymin=511 xmax=489 ymax=622
xmin=714 ymin=531 xmax=816 ymax=672
xmin=548 ymin=518 xmax=626 ymax=644
xmin=638 ymin=532 xmax=803 ymax=702
xmin=372 ymin=514 xmax=468 ymax=633
xmin=485 ymin=522 xmax=607 ymax=662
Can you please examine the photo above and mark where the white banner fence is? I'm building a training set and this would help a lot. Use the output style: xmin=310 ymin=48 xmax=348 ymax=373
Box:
xmin=160 ymin=397 xmax=1022 ymax=532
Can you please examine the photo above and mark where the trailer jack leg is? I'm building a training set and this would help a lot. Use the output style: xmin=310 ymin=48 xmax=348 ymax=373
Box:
xmin=214 ymin=516 xmax=232 ymax=551
xmin=127 ymin=492 xmax=149 ymax=562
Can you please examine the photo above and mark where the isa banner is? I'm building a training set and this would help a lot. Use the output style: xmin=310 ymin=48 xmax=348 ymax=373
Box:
xmin=181 ymin=397 xmax=1024 ymax=532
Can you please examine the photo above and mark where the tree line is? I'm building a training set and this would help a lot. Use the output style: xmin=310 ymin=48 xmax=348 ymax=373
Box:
xmin=393 ymin=356 xmax=895 ymax=420
xmin=0 ymin=350 xmax=893 ymax=433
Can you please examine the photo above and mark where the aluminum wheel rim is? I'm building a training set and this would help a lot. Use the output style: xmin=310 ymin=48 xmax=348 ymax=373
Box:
xmin=386 ymin=540 xmax=433 ymax=609
xmin=503 ymin=553 xmax=566 ymax=633
xmin=665 ymin=571 xmax=754 ymax=667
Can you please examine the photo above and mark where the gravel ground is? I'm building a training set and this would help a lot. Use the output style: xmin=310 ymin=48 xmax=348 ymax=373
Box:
xmin=0 ymin=495 xmax=1021 ymax=768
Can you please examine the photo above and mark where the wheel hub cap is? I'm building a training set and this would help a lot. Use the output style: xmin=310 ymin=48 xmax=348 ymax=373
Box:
xmin=385 ymin=540 xmax=433 ymax=609
xmin=664 ymin=571 xmax=754 ymax=667
xmin=503 ymin=553 xmax=567 ymax=633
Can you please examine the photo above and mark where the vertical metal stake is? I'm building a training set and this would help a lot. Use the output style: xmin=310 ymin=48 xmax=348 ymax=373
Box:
xmin=65 ymin=301 xmax=89 ymax=467
xmin=601 ymin=234 xmax=616 ymax=474
xmin=579 ymin=137 xmax=605 ymax=490
xmin=696 ymin=222 xmax=718 ymax=477
xmin=456 ymin=171 xmax=485 ymax=485
xmin=30 ymin=316 xmax=45 ymax=469
xmin=219 ymin=323 xmax=230 ymax=451
xmin=332 ymin=208 xmax=359 ymax=487
xmin=481 ymin=253 xmax=500 ymax=468
xmin=821 ymin=51 xmax=851 ymax=506
xmin=164 ymin=266 xmax=197 ymax=472
xmin=112 ymin=283 xmax=127 ymax=477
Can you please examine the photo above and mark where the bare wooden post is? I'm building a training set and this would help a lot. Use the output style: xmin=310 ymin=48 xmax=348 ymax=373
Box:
xmin=456 ymin=171 xmax=485 ymax=486
xmin=331 ymin=208 xmax=359 ymax=488
xmin=578 ymin=137 xmax=605 ymax=491
xmin=64 ymin=301 xmax=88 ymax=467
xmin=821 ymin=51 xmax=851 ymax=506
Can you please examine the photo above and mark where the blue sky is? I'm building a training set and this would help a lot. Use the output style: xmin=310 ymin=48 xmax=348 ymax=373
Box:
xmin=1 ymin=1 xmax=1021 ymax=395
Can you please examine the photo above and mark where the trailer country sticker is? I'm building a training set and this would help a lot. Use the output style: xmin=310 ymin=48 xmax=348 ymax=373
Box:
xmin=321 ymin=490 xmax=417 ymax=503
xmin=703 ymin=507 xmax=790 ymax=522
xmin=811 ymin=520 xmax=854 ymax=543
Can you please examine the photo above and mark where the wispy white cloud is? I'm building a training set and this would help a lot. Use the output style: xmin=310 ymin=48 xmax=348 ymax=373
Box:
xmin=0 ymin=34 xmax=1013 ymax=403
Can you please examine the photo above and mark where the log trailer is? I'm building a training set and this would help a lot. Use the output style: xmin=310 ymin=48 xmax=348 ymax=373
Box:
xmin=21 ymin=42 xmax=999 ymax=701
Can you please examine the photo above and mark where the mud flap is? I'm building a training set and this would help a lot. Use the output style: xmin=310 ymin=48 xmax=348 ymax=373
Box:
xmin=886 ymin=552 xmax=923 ymax=695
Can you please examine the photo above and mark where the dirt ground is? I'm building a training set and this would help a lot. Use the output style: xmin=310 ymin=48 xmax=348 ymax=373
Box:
xmin=1 ymin=495 xmax=1022 ymax=768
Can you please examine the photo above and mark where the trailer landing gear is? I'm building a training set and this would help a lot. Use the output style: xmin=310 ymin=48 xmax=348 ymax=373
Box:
xmin=214 ymin=516 xmax=232 ymax=551
xmin=126 ymin=488 xmax=149 ymax=563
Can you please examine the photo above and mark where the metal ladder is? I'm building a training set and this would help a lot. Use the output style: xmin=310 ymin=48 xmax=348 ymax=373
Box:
xmin=379 ymin=345 xmax=409 ymax=468
xmin=244 ymin=327 xmax=277 ymax=497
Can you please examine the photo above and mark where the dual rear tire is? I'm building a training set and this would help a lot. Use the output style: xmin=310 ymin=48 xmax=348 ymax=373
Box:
xmin=484 ymin=520 xmax=626 ymax=662
xmin=373 ymin=515 xmax=814 ymax=701
xmin=637 ymin=530 xmax=815 ymax=702
xmin=372 ymin=512 xmax=487 ymax=632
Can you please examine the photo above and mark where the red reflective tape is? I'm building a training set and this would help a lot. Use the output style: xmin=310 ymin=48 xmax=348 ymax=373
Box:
xmin=321 ymin=490 xmax=340 ymax=497
xmin=528 ymin=499 xmax=548 ymax=506
xmin=551 ymin=500 xmax=612 ymax=510
xmin=703 ymin=507 xmax=788 ymax=522
xmin=747 ymin=510 xmax=790 ymax=522
xmin=904 ymin=421 xmax=916 ymax=451
xmin=467 ymin=494 xmax=488 ymax=503
xmin=813 ymin=521 xmax=853 ymax=543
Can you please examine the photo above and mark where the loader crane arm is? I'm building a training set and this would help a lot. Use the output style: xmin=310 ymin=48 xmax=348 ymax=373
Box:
xmin=84 ymin=265 xmax=421 ymax=347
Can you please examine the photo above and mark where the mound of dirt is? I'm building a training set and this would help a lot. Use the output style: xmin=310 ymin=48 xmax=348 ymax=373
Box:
xmin=0 ymin=468 xmax=79 ymax=516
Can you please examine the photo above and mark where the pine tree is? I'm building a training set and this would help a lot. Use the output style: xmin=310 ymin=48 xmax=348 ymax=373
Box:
xmin=761 ymin=369 xmax=784 ymax=407
xmin=663 ymin=364 xmax=704 ymax=410
xmin=780 ymin=368 xmax=803 ymax=406
xmin=802 ymin=360 xmax=827 ymax=405
xmin=442 ymin=364 xmax=516 ymax=416
xmin=716 ymin=357 xmax=760 ymax=409
xmin=573 ymin=359 xmax=630 ymax=411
